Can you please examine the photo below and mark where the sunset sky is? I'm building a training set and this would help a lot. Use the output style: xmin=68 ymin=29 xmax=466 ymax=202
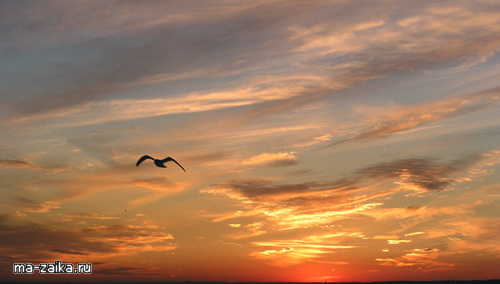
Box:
xmin=1 ymin=1 xmax=500 ymax=282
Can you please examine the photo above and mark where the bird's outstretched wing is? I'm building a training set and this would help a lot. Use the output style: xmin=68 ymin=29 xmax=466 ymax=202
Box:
xmin=161 ymin=157 xmax=186 ymax=172
xmin=136 ymin=155 xmax=154 ymax=167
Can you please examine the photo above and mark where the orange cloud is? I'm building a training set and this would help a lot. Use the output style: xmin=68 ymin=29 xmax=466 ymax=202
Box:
xmin=251 ymin=233 xmax=357 ymax=266
xmin=201 ymin=148 xmax=500 ymax=247
xmin=387 ymin=240 xmax=412 ymax=245
xmin=224 ymin=222 xmax=267 ymax=240
xmin=377 ymin=248 xmax=454 ymax=270
xmin=242 ymin=152 xmax=299 ymax=167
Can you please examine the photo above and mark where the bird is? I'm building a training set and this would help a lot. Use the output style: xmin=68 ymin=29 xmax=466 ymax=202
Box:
xmin=136 ymin=155 xmax=186 ymax=172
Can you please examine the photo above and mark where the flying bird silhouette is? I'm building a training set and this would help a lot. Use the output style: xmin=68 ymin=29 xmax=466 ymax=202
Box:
xmin=136 ymin=155 xmax=186 ymax=172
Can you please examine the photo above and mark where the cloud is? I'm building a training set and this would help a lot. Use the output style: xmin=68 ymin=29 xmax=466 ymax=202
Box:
xmin=405 ymin=232 xmax=425 ymax=237
xmin=242 ymin=152 xmax=299 ymax=167
xmin=0 ymin=159 xmax=40 ymax=169
xmin=377 ymin=248 xmax=454 ymax=270
xmin=78 ymin=224 xmax=174 ymax=245
xmin=7 ymin=82 xmax=313 ymax=128
xmin=2 ymin=0 xmax=323 ymax=120
xmin=224 ymin=222 xmax=267 ymax=240
xmin=132 ymin=177 xmax=185 ymax=192
xmin=62 ymin=213 xmax=119 ymax=220
xmin=250 ymin=233 xmax=357 ymax=266
xmin=236 ymin=2 xmax=500 ymax=122
xmin=356 ymin=150 xmax=500 ymax=192
xmin=14 ymin=149 xmax=186 ymax=206
xmin=201 ymin=149 xmax=500 ymax=232
xmin=201 ymin=177 xmax=385 ymax=230
xmin=10 ymin=220 xmax=175 ymax=263
xmin=4 ymin=1 xmax=500 ymax=132
xmin=0 ymin=214 xmax=116 ymax=261
xmin=201 ymin=179 xmax=322 ymax=200
xmin=13 ymin=197 xmax=60 ymax=213
xmin=479 ymin=183 xmax=500 ymax=192
xmin=357 ymin=89 xmax=499 ymax=139
xmin=356 ymin=158 xmax=456 ymax=192
xmin=129 ymin=177 xmax=188 ymax=207
xmin=406 ymin=205 xmax=423 ymax=212
xmin=318 ymin=88 xmax=500 ymax=149
xmin=387 ymin=240 xmax=411 ymax=245
xmin=50 ymin=249 xmax=88 ymax=255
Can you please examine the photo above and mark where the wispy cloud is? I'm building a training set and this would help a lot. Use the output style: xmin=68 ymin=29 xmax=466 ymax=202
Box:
xmin=0 ymin=159 xmax=40 ymax=170
xmin=2 ymin=1 xmax=325 ymax=120
xmin=250 ymin=233 xmax=357 ymax=266
xmin=132 ymin=177 xmax=186 ymax=193
xmin=8 ymin=83 xmax=312 ymax=128
xmin=4 ymin=1 xmax=500 ymax=130
xmin=318 ymin=88 xmax=500 ymax=149
xmin=242 ymin=152 xmax=298 ymax=167
xmin=62 ymin=213 xmax=119 ymax=221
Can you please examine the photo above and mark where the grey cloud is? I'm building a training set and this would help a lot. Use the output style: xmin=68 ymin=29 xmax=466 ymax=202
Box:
xmin=356 ymin=154 xmax=485 ymax=192
xmin=226 ymin=179 xmax=316 ymax=198
xmin=1 ymin=1 xmax=319 ymax=119
xmin=221 ymin=155 xmax=475 ymax=202
xmin=206 ymin=177 xmax=358 ymax=204
xmin=0 ymin=230 xmax=164 ymax=279
xmin=356 ymin=158 xmax=455 ymax=191
xmin=50 ymin=249 xmax=88 ymax=255
xmin=405 ymin=205 xmax=423 ymax=212
xmin=0 ymin=213 xmax=175 ymax=271
xmin=0 ymin=159 xmax=39 ymax=169
xmin=3 ymin=1 xmax=500 ymax=131
xmin=0 ymin=214 xmax=116 ymax=261
xmin=13 ymin=197 xmax=60 ymax=213
xmin=236 ymin=2 xmax=500 ymax=124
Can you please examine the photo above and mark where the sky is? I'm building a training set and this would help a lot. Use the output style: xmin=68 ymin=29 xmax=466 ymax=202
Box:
xmin=1 ymin=0 xmax=500 ymax=282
